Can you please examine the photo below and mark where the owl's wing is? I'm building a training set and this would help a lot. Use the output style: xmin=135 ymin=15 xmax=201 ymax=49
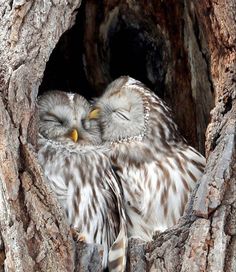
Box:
xmin=37 ymin=136 xmax=69 ymax=210
xmin=103 ymin=164 xmax=128 ymax=272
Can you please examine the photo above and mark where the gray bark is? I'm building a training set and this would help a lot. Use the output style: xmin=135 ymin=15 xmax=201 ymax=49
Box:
xmin=0 ymin=1 xmax=81 ymax=271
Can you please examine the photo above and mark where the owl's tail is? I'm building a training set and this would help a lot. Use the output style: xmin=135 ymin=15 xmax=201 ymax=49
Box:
xmin=108 ymin=220 xmax=127 ymax=272
xmin=106 ymin=166 xmax=128 ymax=272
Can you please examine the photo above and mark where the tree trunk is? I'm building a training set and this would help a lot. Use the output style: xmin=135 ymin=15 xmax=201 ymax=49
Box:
xmin=0 ymin=1 xmax=81 ymax=271
xmin=0 ymin=0 xmax=235 ymax=271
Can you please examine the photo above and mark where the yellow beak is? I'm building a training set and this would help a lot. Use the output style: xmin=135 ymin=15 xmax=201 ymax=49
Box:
xmin=88 ymin=108 xmax=101 ymax=120
xmin=69 ymin=129 xmax=79 ymax=143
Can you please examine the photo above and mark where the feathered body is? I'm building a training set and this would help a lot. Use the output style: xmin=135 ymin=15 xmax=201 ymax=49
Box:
xmin=90 ymin=76 xmax=206 ymax=240
xmin=37 ymin=91 xmax=127 ymax=271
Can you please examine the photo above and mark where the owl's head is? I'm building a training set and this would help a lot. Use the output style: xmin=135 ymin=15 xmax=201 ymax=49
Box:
xmin=88 ymin=76 xmax=148 ymax=142
xmin=38 ymin=91 xmax=101 ymax=145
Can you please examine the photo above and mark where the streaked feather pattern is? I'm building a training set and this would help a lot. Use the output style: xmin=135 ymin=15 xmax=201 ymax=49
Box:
xmin=37 ymin=91 xmax=127 ymax=271
xmin=93 ymin=76 xmax=206 ymax=240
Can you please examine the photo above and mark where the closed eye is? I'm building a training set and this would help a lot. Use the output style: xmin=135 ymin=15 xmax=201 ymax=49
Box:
xmin=115 ymin=110 xmax=130 ymax=121
xmin=43 ymin=113 xmax=64 ymax=124
xmin=43 ymin=118 xmax=62 ymax=123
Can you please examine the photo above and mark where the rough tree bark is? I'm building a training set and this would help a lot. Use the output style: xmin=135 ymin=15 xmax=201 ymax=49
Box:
xmin=0 ymin=1 xmax=235 ymax=272
xmin=0 ymin=1 xmax=81 ymax=271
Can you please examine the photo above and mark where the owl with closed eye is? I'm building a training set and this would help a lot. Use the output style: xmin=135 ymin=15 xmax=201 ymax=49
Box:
xmin=37 ymin=91 xmax=127 ymax=271
xmin=88 ymin=76 xmax=206 ymax=240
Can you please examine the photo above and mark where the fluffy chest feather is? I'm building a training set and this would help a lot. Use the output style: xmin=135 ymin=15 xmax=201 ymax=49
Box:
xmin=37 ymin=137 xmax=121 ymax=265
xmin=110 ymin=141 xmax=205 ymax=240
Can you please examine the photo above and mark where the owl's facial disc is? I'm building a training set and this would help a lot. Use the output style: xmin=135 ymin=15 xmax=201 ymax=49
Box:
xmin=90 ymin=88 xmax=145 ymax=142
xmin=113 ymin=109 xmax=130 ymax=121
xmin=38 ymin=91 xmax=102 ymax=145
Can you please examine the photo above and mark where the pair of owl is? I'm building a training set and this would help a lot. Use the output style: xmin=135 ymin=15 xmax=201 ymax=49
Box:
xmin=37 ymin=76 xmax=205 ymax=271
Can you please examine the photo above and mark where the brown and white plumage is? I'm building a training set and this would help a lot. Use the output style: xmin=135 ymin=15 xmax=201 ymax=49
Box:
xmin=37 ymin=91 xmax=127 ymax=271
xmin=89 ymin=76 xmax=206 ymax=240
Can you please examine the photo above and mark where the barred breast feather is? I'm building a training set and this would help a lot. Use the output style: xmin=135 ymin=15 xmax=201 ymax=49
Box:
xmin=38 ymin=135 xmax=127 ymax=271
xmin=93 ymin=76 xmax=206 ymax=241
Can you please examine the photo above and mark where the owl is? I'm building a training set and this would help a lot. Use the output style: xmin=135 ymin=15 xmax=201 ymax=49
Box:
xmin=37 ymin=91 xmax=127 ymax=271
xmin=88 ymin=76 xmax=206 ymax=241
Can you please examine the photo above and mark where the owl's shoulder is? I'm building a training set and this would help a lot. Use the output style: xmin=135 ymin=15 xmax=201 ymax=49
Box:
xmin=109 ymin=140 xmax=155 ymax=167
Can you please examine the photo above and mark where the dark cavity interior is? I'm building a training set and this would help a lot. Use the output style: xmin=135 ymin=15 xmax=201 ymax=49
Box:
xmin=39 ymin=1 xmax=214 ymax=154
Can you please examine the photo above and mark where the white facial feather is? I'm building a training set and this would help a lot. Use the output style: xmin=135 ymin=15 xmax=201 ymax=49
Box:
xmin=37 ymin=90 xmax=101 ymax=145
xmin=95 ymin=80 xmax=146 ymax=142
xmin=67 ymin=92 xmax=75 ymax=103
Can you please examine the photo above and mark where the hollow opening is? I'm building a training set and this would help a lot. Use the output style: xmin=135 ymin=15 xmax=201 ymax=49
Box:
xmin=39 ymin=1 xmax=214 ymax=154
xmin=108 ymin=19 xmax=168 ymax=97
xmin=39 ymin=3 xmax=94 ymax=99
